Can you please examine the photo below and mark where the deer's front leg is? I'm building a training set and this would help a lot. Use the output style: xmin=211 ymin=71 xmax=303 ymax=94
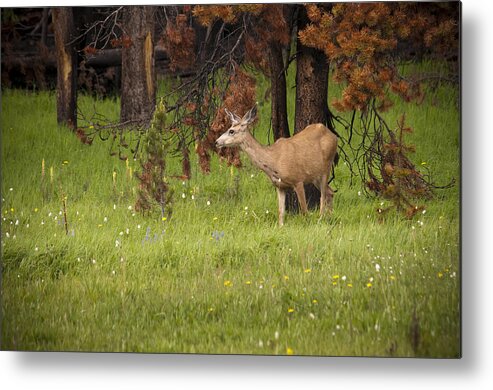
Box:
xmin=276 ymin=187 xmax=286 ymax=226
xmin=294 ymin=182 xmax=308 ymax=215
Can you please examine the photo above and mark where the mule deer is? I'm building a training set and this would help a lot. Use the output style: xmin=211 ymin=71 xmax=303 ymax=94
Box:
xmin=215 ymin=105 xmax=338 ymax=226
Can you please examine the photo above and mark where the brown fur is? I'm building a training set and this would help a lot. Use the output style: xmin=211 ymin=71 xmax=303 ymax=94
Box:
xmin=216 ymin=107 xmax=338 ymax=225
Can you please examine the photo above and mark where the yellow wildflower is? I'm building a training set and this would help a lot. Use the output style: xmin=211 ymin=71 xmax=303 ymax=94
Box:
xmin=438 ymin=272 xmax=443 ymax=278
xmin=312 ymin=299 xmax=318 ymax=304
xmin=332 ymin=275 xmax=340 ymax=279
xmin=286 ymin=347 xmax=294 ymax=356
xmin=347 ymin=283 xmax=353 ymax=288
xmin=304 ymin=268 xmax=311 ymax=273
xmin=283 ymin=275 xmax=289 ymax=281
xmin=245 ymin=280 xmax=252 ymax=285
xmin=224 ymin=280 xmax=232 ymax=287
xmin=367 ymin=282 xmax=372 ymax=288
xmin=287 ymin=308 xmax=295 ymax=313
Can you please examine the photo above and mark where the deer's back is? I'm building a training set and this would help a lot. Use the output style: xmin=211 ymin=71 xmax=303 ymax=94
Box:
xmin=270 ymin=124 xmax=337 ymax=185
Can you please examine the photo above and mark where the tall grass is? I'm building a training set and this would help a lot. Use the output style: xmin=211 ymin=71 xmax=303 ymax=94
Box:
xmin=1 ymin=64 xmax=459 ymax=357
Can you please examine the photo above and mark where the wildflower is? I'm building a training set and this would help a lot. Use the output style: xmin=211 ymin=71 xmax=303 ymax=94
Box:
xmin=287 ymin=308 xmax=295 ymax=313
xmin=9 ymin=188 xmax=13 ymax=192
xmin=137 ymin=224 xmax=141 ymax=229
xmin=104 ymin=217 xmax=108 ymax=222
xmin=286 ymin=347 xmax=294 ymax=356
xmin=421 ymin=161 xmax=427 ymax=165
xmin=245 ymin=280 xmax=252 ymax=285
xmin=62 ymin=160 xmax=69 ymax=165
xmin=312 ymin=299 xmax=318 ymax=304
xmin=10 ymin=208 xmax=14 ymax=213
xmin=304 ymin=268 xmax=311 ymax=273
xmin=181 ymin=193 xmax=186 ymax=199
xmin=213 ymin=217 xmax=218 ymax=221
xmin=127 ymin=205 xmax=132 ymax=210
xmin=126 ymin=228 xmax=130 ymax=234
xmin=34 ymin=208 xmax=39 ymax=213
xmin=336 ymin=325 xmax=341 ymax=330
xmin=347 ymin=283 xmax=353 ymax=288
xmin=112 ymin=270 xmax=116 ymax=275
xmin=258 ymin=340 xmax=263 ymax=348
xmin=375 ymin=264 xmax=381 ymax=272
xmin=92 ymin=259 xmax=96 ymax=264
xmin=115 ymin=240 xmax=121 ymax=248
xmin=206 ymin=201 xmax=211 ymax=206
xmin=332 ymin=281 xmax=337 ymax=286
xmin=15 ymin=219 xmax=19 ymax=226
xmin=341 ymin=275 xmax=347 ymax=281
xmin=265 ymin=210 xmax=269 ymax=214
xmin=390 ymin=275 xmax=396 ymax=281
xmin=35 ymin=246 xmax=39 ymax=252
xmin=438 ymin=272 xmax=443 ymax=278
xmin=358 ymin=191 xmax=361 ymax=196
xmin=332 ymin=275 xmax=340 ymax=279
xmin=275 ymin=331 xmax=280 ymax=340
xmin=244 ymin=206 xmax=248 ymax=211
xmin=162 ymin=217 xmax=167 ymax=221
xmin=367 ymin=282 xmax=372 ymax=288
xmin=97 ymin=224 xmax=102 ymax=228
xmin=191 ymin=195 xmax=195 ymax=200
xmin=119 ymin=231 xmax=124 ymax=236
xmin=113 ymin=204 xmax=117 ymax=210
xmin=208 ymin=307 xmax=214 ymax=312
xmin=224 ymin=280 xmax=232 ymax=287
xmin=5 ymin=232 xmax=10 ymax=238
xmin=283 ymin=275 xmax=289 ymax=281
xmin=309 ymin=313 xmax=315 ymax=320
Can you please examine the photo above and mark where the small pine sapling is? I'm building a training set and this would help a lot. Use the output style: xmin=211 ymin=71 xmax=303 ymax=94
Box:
xmin=367 ymin=114 xmax=432 ymax=218
xmin=135 ymin=99 xmax=174 ymax=221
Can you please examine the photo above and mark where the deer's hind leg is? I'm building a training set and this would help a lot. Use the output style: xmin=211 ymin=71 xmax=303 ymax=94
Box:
xmin=318 ymin=174 xmax=329 ymax=216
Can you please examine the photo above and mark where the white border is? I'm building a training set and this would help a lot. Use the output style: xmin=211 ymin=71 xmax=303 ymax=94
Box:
xmin=2 ymin=1 xmax=493 ymax=389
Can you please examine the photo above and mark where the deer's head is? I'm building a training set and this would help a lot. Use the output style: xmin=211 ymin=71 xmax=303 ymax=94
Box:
xmin=215 ymin=105 xmax=257 ymax=149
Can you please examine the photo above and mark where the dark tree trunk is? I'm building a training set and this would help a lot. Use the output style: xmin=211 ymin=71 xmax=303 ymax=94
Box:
xmin=120 ymin=6 xmax=156 ymax=126
xmin=53 ymin=7 xmax=77 ymax=130
xmin=269 ymin=40 xmax=290 ymax=140
xmin=286 ymin=5 xmax=331 ymax=212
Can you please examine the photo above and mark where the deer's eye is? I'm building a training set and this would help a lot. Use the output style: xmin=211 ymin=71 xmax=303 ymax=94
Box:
xmin=228 ymin=129 xmax=235 ymax=135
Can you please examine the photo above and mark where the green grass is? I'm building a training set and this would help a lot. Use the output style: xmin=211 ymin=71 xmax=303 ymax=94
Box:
xmin=1 ymin=66 xmax=460 ymax=357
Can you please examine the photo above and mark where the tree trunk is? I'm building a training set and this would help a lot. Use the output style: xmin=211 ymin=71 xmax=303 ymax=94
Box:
xmin=120 ymin=6 xmax=156 ymax=126
xmin=286 ymin=5 xmax=330 ymax=212
xmin=53 ymin=7 xmax=77 ymax=130
xmin=269 ymin=41 xmax=290 ymax=141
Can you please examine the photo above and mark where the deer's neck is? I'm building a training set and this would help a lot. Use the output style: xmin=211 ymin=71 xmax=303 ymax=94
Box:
xmin=240 ymin=132 xmax=279 ymax=180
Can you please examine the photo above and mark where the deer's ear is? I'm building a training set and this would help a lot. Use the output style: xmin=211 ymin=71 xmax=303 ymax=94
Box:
xmin=225 ymin=108 xmax=241 ymax=124
xmin=242 ymin=104 xmax=257 ymax=124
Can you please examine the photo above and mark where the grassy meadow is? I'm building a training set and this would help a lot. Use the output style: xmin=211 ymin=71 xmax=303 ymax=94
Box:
xmin=1 ymin=66 xmax=460 ymax=357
